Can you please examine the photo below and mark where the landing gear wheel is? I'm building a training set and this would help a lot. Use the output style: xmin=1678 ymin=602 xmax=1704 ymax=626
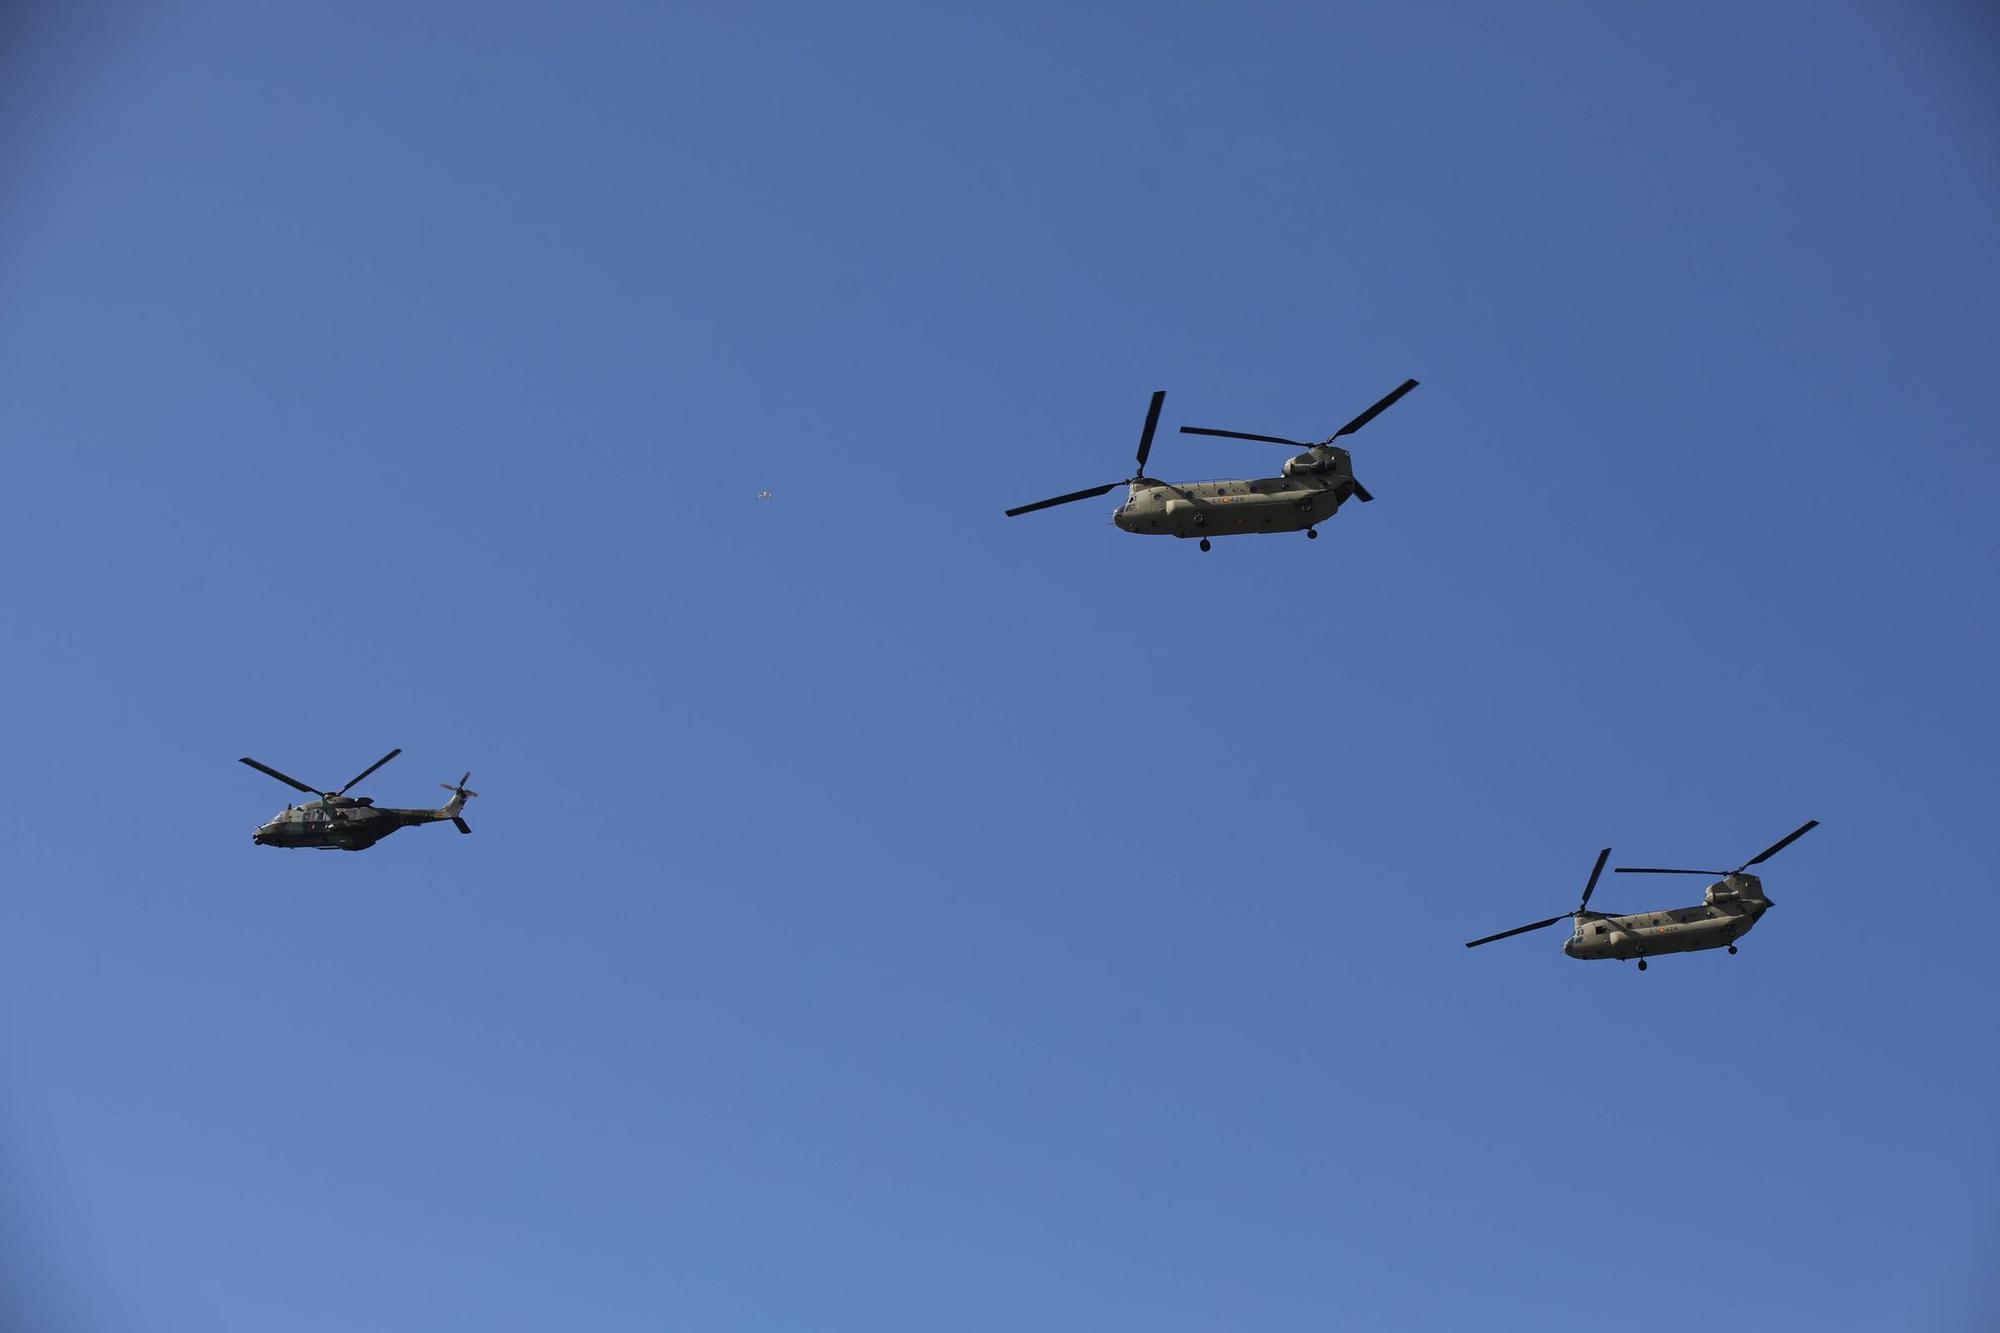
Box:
xmin=1199 ymin=538 xmax=1211 ymax=552
xmin=1306 ymin=528 xmax=1318 ymax=540
xmin=1637 ymin=959 xmax=1648 ymax=972
xmin=1727 ymin=945 xmax=1738 ymax=955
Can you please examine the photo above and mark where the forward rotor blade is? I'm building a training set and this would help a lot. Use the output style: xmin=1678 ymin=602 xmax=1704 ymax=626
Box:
xmin=1331 ymin=378 xmax=1420 ymax=440
xmin=1741 ymin=819 xmax=1819 ymax=870
xmin=1465 ymin=914 xmax=1570 ymax=949
xmin=1177 ymin=426 xmax=1311 ymax=447
xmin=1614 ymin=867 xmax=1729 ymax=876
xmin=239 ymin=757 xmax=321 ymax=796
xmin=452 ymin=816 xmax=471 ymax=834
xmin=337 ymin=748 xmax=402 ymax=796
xmin=1579 ymin=847 xmax=1611 ymax=911
xmin=1349 ymin=481 xmax=1375 ymax=503
xmin=1134 ymin=391 xmax=1166 ymax=474
xmin=1005 ymin=482 xmax=1120 ymax=517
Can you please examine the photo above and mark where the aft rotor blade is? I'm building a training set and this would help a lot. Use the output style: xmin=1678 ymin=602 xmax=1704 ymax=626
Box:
xmin=1578 ymin=847 xmax=1611 ymax=911
xmin=1005 ymin=482 xmax=1120 ymax=517
xmin=1465 ymin=914 xmax=1570 ymax=949
xmin=1740 ymin=819 xmax=1819 ymax=870
xmin=1134 ymin=391 xmax=1166 ymax=474
xmin=239 ymin=757 xmax=321 ymax=796
xmin=1331 ymin=378 xmax=1420 ymax=440
xmin=337 ymin=748 xmax=402 ymax=796
xmin=1614 ymin=866 xmax=1729 ymax=876
xmin=1177 ymin=426 xmax=1312 ymax=447
xmin=1349 ymin=481 xmax=1375 ymax=503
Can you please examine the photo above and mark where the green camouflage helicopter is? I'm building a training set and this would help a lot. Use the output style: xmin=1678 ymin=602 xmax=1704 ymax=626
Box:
xmin=1005 ymin=379 xmax=1419 ymax=551
xmin=241 ymin=748 xmax=476 ymax=851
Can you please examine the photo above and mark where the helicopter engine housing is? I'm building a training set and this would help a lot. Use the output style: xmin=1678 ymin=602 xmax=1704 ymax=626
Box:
xmin=1705 ymin=873 xmax=1768 ymax=907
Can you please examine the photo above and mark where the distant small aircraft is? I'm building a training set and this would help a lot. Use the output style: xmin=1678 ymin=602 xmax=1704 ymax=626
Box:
xmin=755 ymin=490 xmax=774 ymax=501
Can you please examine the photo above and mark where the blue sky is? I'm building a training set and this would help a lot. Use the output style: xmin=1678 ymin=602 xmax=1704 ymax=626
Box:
xmin=3 ymin=2 xmax=1997 ymax=1329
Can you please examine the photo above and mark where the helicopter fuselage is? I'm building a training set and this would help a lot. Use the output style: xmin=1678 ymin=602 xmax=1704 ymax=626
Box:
xmin=252 ymin=800 xmax=453 ymax=851
xmin=1561 ymin=873 xmax=1771 ymax=962
xmin=1113 ymin=471 xmax=1359 ymax=540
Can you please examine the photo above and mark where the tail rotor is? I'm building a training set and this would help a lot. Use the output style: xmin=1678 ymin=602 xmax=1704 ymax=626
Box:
xmin=440 ymin=772 xmax=478 ymax=833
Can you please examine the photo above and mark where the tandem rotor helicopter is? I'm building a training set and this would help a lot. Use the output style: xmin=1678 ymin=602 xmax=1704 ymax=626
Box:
xmin=1464 ymin=821 xmax=1819 ymax=971
xmin=239 ymin=748 xmax=477 ymax=851
xmin=1005 ymin=378 xmax=1419 ymax=550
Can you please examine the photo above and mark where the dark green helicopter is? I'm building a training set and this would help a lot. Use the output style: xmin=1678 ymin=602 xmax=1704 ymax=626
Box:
xmin=241 ymin=748 xmax=476 ymax=851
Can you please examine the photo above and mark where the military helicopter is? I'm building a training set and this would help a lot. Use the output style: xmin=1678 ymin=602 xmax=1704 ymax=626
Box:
xmin=1004 ymin=379 xmax=1419 ymax=551
xmin=1463 ymin=821 xmax=1819 ymax=970
xmin=239 ymin=748 xmax=477 ymax=851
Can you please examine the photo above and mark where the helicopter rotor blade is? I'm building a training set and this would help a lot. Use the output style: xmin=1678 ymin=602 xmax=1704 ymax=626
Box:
xmin=1465 ymin=914 xmax=1571 ymax=949
xmin=1330 ymin=378 xmax=1420 ymax=440
xmin=1614 ymin=867 xmax=1730 ymax=876
xmin=1740 ymin=819 xmax=1819 ymax=871
xmin=1005 ymin=482 xmax=1122 ymax=517
xmin=337 ymin=748 xmax=403 ymax=796
xmin=1578 ymin=847 xmax=1611 ymax=911
xmin=239 ymin=757 xmax=322 ymax=797
xmin=1177 ymin=426 xmax=1312 ymax=447
xmin=1349 ymin=480 xmax=1375 ymax=503
xmin=1133 ymin=391 xmax=1166 ymax=474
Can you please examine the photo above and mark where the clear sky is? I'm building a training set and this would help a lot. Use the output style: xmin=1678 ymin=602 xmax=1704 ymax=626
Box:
xmin=3 ymin=2 xmax=1997 ymax=1329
